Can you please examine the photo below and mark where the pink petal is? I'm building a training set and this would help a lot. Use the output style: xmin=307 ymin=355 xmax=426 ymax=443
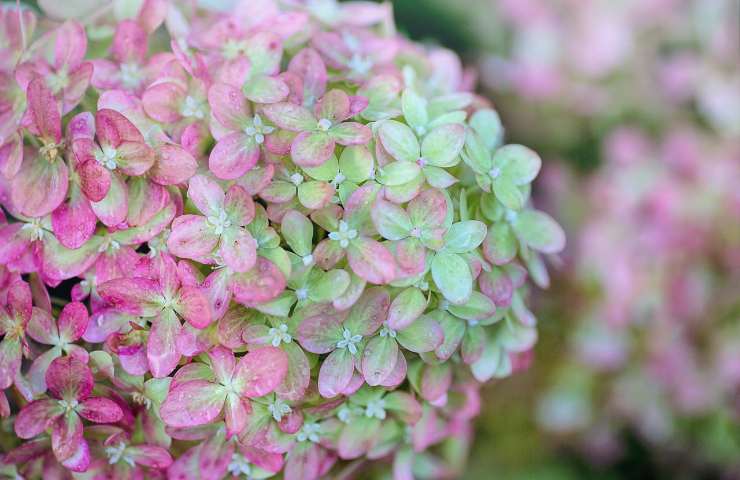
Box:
xmin=51 ymin=412 xmax=84 ymax=463
xmin=175 ymin=285 xmax=212 ymax=329
xmin=147 ymin=310 xmax=182 ymax=377
xmin=318 ymin=348 xmax=354 ymax=398
xmin=52 ymin=21 xmax=87 ymax=71
xmin=46 ymin=356 xmax=93 ymax=400
xmin=224 ymin=393 xmax=249 ymax=437
xmin=150 ymin=144 xmax=197 ymax=185
xmin=60 ymin=437 xmax=90 ymax=472
xmin=11 ymin=155 xmax=69 ymax=217
xmin=290 ymin=131 xmax=334 ymax=167
xmin=288 ymin=47 xmax=327 ymax=104
xmin=142 ymin=82 xmax=186 ymax=123
xmin=128 ymin=445 xmax=173 ymax=469
xmin=262 ymin=102 xmax=317 ymax=131
xmin=296 ymin=311 xmax=343 ymax=354
xmin=315 ymin=89 xmax=350 ymax=123
xmin=330 ymin=122 xmax=372 ymax=146
xmin=208 ymin=132 xmax=260 ymax=180
xmin=208 ymin=346 xmax=236 ymax=383
xmin=167 ymin=214 xmax=220 ymax=259
xmin=207 ymin=82 xmax=251 ymax=131
xmin=76 ymin=154 xmax=112 ymax=202
xmin=346 ymin=238 xmax=396 ymax=284
xmin=57 ymin=302 xmax=88 ymax=343
xmin=97 ymin=278 xmax=162 ymax=316
xmin=407 ymin=188 xmax=448 ymax=230
xmin=95 ymin=108 xmax=145 ymax=148
xmin=117 ymin=140 xmax=155 ymax=176
xmin=0 ymin=133 xmax=23 ymax=178
xmin=77 ymin=396 xmax=123 ymax=423
xmin=188 ymin=173 xmax=225 ymax=216
xmin=0 ymin=338 xmax=21 ymax=389
xmin=233 ymin=346 xmax=288 ymax=397
xmin=230 ymin=258 xmax=286 ymax=306
xmin=89 ymin=171 xmax=128 ymax=227
xmin=225 ymin=184 xmax=255 ymax=225
xmin=27 ymin=78 xmax=61 ymax=143
xmin=14 ymin=398 xmax=60 ymax=438
xmin=160 ymin=380 xmax=226 ymax=427
xmin=219 ymin=228 xmax=257 ymax=273
xmin=27 ymin=307 xmax=59 ymax=344
xmin=51 ymin=189 xmax=96 ymax=249
xmin=112 ymin=20 xmax=147 ymax=64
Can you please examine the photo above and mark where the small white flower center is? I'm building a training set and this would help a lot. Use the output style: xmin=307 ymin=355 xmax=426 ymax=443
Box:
xmin=417 ymin=157 xmax=427 ymax=168
xmin=331 ymin=173 xmax=346 ymax=187
xmin=337 ymin=406 xmax=353 ymax=423
xmin=58 ymin=399 xmax=79 ymax=414
xmin=131 ymin=392 xmax=152 ymax=410
xmin=105 ymin=442 xmax=134 ymax=466
xmin=301 ymin=254 xmax=314 ymax=266
xmin=95 ymin=145 xmax=119 ymax=170
xmin=268 ymin=323 xmax=292 ymax=346
xmin=47 ymin=68 xmax=70 ymax=93
xmin=317 ymin=118 xmax=332 ymax=131
xmin=415 ymin=125 xmax=427 ymax=136
xmin=120 ymin=62 xmax=144 ymax=90
xmin=181 ymin=95 xmax=206 ymax=119
xmin=244 ymin=115 xmax=274 ymax=145
xmin=295 ymin=287 xmax=309 ymax=301
xmin=410 ymin=226 xmax=422 ymax=238
xmin=328 ymin=220 xmax=358 ymax=248
xmin=347 ymin=53 xmax=373 ymax=77
xmin=439 ymin=299 xmax=450 ymax=311
xmin=227 ymin=453 xmax=253 ymax=477
xmin=336 ymin=328 xmax=362 ymax=355
xmin=268 ymin=397 xmax=292 ymax=422
xmin=206 ymin=209 xmax=232 ymax=236
xmin=505 ymin=209 xmax=519 ymax=223
xmin=98 ymin=238 xmax=121 ymax=254
xmin=297 ymin=422 xmax=321 ymax=443
xmin=379 ymin=325 xmax=397 ymax=338
xmin=21 ymin=219 xmax=45 ymax=241
xmin=489 ymin=167 xmax=502 ymax=179
xmin=289 ymin=172 xmax=304 ymax=186
xmin=365 ymin=399 xmax=386 ymax=420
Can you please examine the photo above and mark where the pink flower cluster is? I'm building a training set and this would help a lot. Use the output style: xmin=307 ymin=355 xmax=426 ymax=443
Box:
xmin=0 ymin=1 xmax=562 ymax=478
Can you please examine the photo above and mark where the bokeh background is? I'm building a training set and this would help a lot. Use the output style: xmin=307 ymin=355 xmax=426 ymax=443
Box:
xmin=384 ymin=0 xmax=740 ymax=479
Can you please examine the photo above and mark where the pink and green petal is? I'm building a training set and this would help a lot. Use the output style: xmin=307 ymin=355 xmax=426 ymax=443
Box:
xmin=160 ymin=380 xmax=227 ymax=427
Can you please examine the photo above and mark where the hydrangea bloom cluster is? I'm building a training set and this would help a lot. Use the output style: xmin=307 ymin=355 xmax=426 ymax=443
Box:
xmin=0 ymin=1 xmax=563 ymax=478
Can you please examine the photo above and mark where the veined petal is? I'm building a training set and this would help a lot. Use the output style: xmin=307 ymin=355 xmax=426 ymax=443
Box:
xmin=97 ymin=278 xmax=162 ymax=316
xmin=160 ymin=380 xmax=227 ymax=427
xmin=208 ymin=132 xmax=260 ymax=180
xmin=46 ymin=355 xmax=93 ymax=400
xmin=233 ymin=346 xmax=288 ymax=398
xmin=15 ymin=398 xmax=62 ymax=438
xmin=291 ymin=131 xmax=334 ymax=167
xmin=77 ymin=396 xmax=123 ymax=423
xmin=318 ymin=348 xmax=353 ymax=398
xmin=167 ymin=215 xmax=220 ymax=260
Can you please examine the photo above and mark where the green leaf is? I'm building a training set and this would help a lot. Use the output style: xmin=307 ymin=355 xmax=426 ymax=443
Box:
xmin=396 ymin=316 xmax=443 ymax=353
xmin=309 ymin=269 xmax=351 ymax=303
xmin=447 ymin=291 xmax=496 ymax=321
xmin=431 ymin=252 xmax=472 ymax=305
xmin=492 ymin=178 xmax=525 ymax=210
xmin=371 ymin=199 xmax=412 ymax=240
xmin=401 ymin=88 xmax=428 ymax=132
xmin=376 ymin=161 xmax=422 ymax=186
xmin=511 ymin=209 xmax=565 ymax=254
xmin=482 ymin=222 xmax=518 ymax=265
xmin=378 ymin=120 xmax=419 ymax=163
xmin=493 ymin=144 xmax=541 ymax=185
xmin=420 ymin=124 xmax=465 ymax=167
xmin=361 ymin=335 xmax=399 ymax=386
xmin=339 ymin=146 xmax=374 ymax=183
xmin=469 ymin=108 xmax=503 ymax=150
xmin=442 ymin=221 xmax=487 ymax=253
xmin=281 ymin=210 xmax=314 ymax=257
xmin=387 ymin=287 xmax=427 ymax=330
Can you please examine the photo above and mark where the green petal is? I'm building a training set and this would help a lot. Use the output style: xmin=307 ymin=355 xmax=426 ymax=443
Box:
xmin=511 ymin=209 xmax=566 ymax=254
xmin=442 ymin=220 xmax=487 ymax=253
xmin=378 ymin=120 xmax=419 ymax=163
xmin=431 ymin=252 xmax=472 ymax=305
